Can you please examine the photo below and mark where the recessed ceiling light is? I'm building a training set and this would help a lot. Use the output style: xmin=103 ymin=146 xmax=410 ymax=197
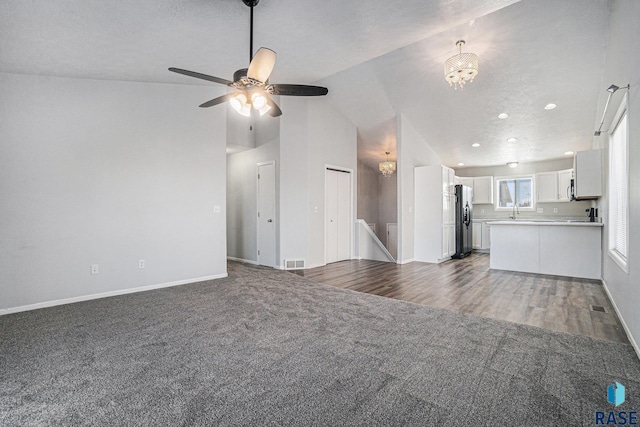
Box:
xmin=564 ymin=151 xmax=574 ymax=155
xmin=471 ymin=143 xmax=480 ymax=147
xmin=507 ymin=137 xmax=518 ymax=143
xmin=544 ymin=103 xmax=557 ymax=110
xmin=457 ymin=163 xmax=465 ymax=166
xmin=498 ymin=113 xmax=509 ymax=119
xmin=507 ymin=162 xmax=519 ymax=168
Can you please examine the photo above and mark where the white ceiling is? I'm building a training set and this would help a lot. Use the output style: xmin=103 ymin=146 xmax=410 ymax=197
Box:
xmin=1 ymin=0 xmax=612 ymax=169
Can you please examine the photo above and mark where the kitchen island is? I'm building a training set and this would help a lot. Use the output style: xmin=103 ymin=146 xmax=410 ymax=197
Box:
xmin=488 ymin=221 xmax=603 ymax=280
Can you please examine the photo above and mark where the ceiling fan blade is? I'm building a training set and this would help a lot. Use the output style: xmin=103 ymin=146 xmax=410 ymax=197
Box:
xmin=199 ymin=93 xmax=236 ymax=108
xmin=266 ymin=96 xmax=282 ymax=117
xmin=168 ymin=68 xmax=233 ymax=86
xmin=247 ymin=47 xmax=276 ymax=83
xmin=269 ymin=84 xmax=328 ymax=96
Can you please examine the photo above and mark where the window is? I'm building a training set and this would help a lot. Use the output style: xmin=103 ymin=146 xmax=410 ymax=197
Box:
xmin=495 ymin=176 xmax=534 ymax=211
xmin=608 ymin=94 xmax=628 ymax=271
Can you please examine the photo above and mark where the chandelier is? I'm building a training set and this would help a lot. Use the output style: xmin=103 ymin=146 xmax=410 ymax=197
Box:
xmin=444 ymin=40 xmax=478 ymax=90
xmin=379 ymin=152 xmax=396 ymax=178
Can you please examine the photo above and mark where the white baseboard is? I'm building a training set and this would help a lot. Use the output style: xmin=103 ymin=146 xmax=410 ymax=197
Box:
xmin=398 ymin=258 xmax=415 ymax=265
xmin=0 ymin=273 xmax=228 ymax=316
xmin=227 ymin=256 xmax=258 ymax=265
xmin=602 ymin=279 xmax=640 ymax=361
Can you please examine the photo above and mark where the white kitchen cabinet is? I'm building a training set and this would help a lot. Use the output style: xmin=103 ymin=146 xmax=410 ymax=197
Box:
xmin=442 ymin=166 xmax=455 ymax=194
xmin=471 ymin=220 xmax=491 ymax=251
xmin=536 ymin=172 xmax=559 ymax=203
xmin=443 ymin=192 xmax=455 ymax=225
xmin=535 ymin=169 xmax=574 ymax=203
xmin=574 ymin=150 xmax=602 ymax=199
xmin=472 ymin=221 xmax=482 ymax=249
xmin=415 ymin=165 xmax=456 ymax=263
xmin=473 ymin=176 xmax=493 ymax=204
xmin=460 ymin=177 xmax=473 ymax=191
xmin=481 ymin=222 xmax=491 ymax=249
xmin=558 ymin=169 xmax=573 ymax=202
xmin=442 ymin=225 xmax=455 ymax=258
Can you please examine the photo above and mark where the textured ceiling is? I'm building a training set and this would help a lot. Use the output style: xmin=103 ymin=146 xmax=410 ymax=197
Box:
xmin=1 ymin=0 xmax=612 ymax=168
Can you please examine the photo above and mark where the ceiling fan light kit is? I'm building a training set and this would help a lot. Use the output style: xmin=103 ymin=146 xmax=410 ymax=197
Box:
xmin=169 ymin=0 xmax=328 ymax=117
xmin=444 ymin=40 xmax=478 ymax=90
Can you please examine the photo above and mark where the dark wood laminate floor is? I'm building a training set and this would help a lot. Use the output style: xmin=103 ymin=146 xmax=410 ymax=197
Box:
xmin=295 ymin=252 xmax=628 ymax=343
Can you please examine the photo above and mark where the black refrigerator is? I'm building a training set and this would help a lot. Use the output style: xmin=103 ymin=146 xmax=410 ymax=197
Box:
xmin=453 ymin=184 xmax=473 ymax=258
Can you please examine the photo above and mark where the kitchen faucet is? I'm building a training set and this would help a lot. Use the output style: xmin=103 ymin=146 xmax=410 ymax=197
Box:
xmin=510 ymin=204 xmax=520 ymax=219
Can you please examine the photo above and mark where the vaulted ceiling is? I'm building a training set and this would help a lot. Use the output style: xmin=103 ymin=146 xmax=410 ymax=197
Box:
xmin=1 ymin=0 xmax=612 ymax=169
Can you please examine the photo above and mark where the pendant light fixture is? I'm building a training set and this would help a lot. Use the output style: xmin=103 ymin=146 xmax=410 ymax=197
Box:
xmin=444 ymin=40 xmax=478 ymax=90
xmin=379 ymin=152 xmax=396 ymax=178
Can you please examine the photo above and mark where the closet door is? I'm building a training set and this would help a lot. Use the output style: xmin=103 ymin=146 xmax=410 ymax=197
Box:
xmin=326 ymin=169 xmax=351 ymax=264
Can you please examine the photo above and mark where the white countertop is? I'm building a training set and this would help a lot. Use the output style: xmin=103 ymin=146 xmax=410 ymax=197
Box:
xmin=487 ymin=220 xmax=603 ymax=227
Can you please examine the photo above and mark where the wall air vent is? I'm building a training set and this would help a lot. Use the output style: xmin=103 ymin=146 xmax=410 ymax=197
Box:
xmin=284 ymin=259 xmax=305 ymax=270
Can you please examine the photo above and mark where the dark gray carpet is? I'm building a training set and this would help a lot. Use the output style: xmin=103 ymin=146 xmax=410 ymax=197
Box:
xmin=1 ymin=262 xmax=639 ymax=426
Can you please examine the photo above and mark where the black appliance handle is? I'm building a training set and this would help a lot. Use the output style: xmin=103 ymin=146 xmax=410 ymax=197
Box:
xmin=464 ymin=203 xmax=471 ymax=226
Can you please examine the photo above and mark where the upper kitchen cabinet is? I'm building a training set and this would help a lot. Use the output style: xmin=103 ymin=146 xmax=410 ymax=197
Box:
xmin=441 ymin=166 xmax=455 ymax=194
xmin=459 ymin=177 xmax=474 ymax=189
xmin=473 ymin=176 xmax=493 ymax=204
xmin=536 ymin=170 xmax=573 ymax=203
xmin=536 ymin=172 xmax=558 ymax=203
xmin=574 ymin=150 xmax=602 ymax=199
xmin=557 ymin=169 xmax=573 ymax=202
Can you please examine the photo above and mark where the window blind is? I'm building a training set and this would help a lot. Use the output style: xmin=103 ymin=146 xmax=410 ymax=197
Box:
xmin=609 ymin=110 xmax=628 ymax=262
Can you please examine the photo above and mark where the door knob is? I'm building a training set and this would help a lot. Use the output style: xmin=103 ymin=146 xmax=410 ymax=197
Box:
xmin=267 ymin=219 xmax=273 ymax=222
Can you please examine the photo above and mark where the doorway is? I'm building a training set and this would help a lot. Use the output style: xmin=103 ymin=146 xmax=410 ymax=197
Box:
xmin=325 ymin=167 xmax=352 ymax=264
xmin=257 ymin=162 xmax=276 ymax=267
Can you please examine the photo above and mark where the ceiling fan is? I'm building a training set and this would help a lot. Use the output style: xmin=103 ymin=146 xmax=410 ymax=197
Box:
xmin=169 ymin=0 xmax=328 ymax=118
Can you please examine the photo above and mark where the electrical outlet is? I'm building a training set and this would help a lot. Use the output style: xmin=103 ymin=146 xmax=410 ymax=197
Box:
xmin=314 ymin=206 xmax=318 ymax=213
xmin=90 ymin=264 xmax=99 ymax=275
xmin=213 ymin=205 xmax=221 ymax=213
xmin=537 ymin=208 xmax=544 ymax=213
xmin=139 ymin=259 xmax=145 ymax=269
xmin=553 ymin=208 xmax=558 ymax=213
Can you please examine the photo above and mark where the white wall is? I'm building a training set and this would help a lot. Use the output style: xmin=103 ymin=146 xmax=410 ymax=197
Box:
xmin=595 ymin=0 xmax=640 ymax=352
xmin=279 ymin=98 xmax=311 ymax=267
xmin=357 ymin=161 xmax=379 ymax=227
xmin=397 ymin=115 xmax=442 ymax=263
xmin=378 ymin=172 xmax=398 ymax=244
xmin=307 ymin=99 xmax=358 ymax=268
xmin=0 ymin=73 xmax=228 ymax=312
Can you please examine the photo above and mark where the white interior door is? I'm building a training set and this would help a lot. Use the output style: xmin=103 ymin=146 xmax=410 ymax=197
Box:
xmin=326 ymin=168 xmax=351 ymax=264
xmin=257 ymin=162 xmax=276 ymax=267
